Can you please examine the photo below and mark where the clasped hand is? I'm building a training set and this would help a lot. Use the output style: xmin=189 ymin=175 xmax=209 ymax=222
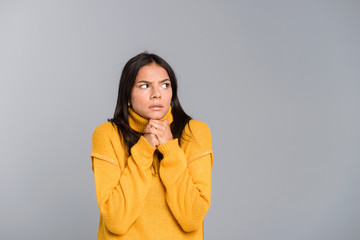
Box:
xmin=143 ymin=119 xmax=173 ymax=147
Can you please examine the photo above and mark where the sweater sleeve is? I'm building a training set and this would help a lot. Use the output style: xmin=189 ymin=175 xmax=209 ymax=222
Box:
xmin=157 ymin=120 xmax=213 ymax=232
xmin=91 ymin=123 xmax=156 ymax=235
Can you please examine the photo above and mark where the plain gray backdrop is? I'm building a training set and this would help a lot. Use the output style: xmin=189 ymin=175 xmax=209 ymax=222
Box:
xmin=1 ymin=0 xmax=359 ymax=239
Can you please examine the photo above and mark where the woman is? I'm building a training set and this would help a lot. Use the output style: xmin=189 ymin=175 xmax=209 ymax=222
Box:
xmin=91 ymin=52 xmax=213 ymax=239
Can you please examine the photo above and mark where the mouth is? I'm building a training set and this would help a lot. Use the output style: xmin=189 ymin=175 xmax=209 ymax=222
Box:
xmin=149 ymin=104 xmax=164 ymax=111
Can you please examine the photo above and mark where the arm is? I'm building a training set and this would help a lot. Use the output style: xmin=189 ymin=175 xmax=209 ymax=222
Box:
xmin=91 ymin=125 xmax=156 ymax=235
xmin=157 ymin=121 xmax=213 ymax=232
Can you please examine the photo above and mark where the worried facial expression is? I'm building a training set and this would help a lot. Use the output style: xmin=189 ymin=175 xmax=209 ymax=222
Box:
xmin=130 ymin=63 xmax=172 ymax=120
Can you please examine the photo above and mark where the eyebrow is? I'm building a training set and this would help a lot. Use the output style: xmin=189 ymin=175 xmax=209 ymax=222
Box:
xmin=136 ymin=79 xmax=170 ymax=84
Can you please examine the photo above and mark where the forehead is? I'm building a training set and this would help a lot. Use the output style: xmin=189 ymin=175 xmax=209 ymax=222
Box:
xmin=135 ymin=63 xmax=169 ymax=82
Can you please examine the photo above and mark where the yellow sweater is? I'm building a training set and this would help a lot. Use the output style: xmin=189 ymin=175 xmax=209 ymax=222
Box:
xmin=91 ymin=107 xmax=213 ymax=240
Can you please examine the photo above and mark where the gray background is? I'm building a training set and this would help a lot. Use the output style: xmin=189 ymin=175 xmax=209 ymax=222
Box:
xmin=1 ymin=0 xmax=359 ymax=239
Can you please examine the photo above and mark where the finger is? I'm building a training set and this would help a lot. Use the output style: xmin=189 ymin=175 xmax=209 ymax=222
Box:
xmin=151 ymin=134 xmax=160 ymax=147
xmin=143 ymin=123 xmax=154 ymax=132
xmin=153 ymin=119 xmax=170 ymax=127
xmin=143 ymin=133 xmax=156 ymax=147
xmin=144 ymin=127 xmax=158 ymax=135
xmin=147 ymin=124 xmax=166 ymax=133
xmin=147 ymin=120 xmax=162 ymax=129
xmin=148 ymin=119 xmax=170 ymax=128
xmin=143 ymin=126 xmax=149 ymax=134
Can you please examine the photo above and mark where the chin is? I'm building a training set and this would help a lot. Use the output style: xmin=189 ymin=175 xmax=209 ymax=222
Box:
xmin=149 ymin=114 xmax=165 ymax=120
xmin=147 ymin=111 xmax=166 ymax=120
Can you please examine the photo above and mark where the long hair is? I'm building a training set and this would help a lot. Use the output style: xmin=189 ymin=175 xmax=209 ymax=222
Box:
xmin=108 ymin=52 xmax=191 ymax=153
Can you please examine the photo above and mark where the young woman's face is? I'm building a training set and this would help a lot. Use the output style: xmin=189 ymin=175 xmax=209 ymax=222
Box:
xmin=130 ymin=63 xmax=172 ymax=120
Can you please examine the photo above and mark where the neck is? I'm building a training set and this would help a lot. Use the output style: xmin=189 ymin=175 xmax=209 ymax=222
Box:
xmin=128 ymin=106 xmax=173 ymax=132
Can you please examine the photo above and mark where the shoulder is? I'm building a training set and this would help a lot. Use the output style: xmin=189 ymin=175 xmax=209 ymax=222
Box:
xmin=92 ymin=122 xmax=119 ymax=142
xmin=183 ymin=119 xmax=211 ymax=139
xmin=93 ymin=122 xmax=117 ymax=136
xmin=180 ymin=120 xmax=212 ymax=162
xmin=91 ymin=121 xmax=124 ymax=157
xmin=91 ymin=122 xmax=126 ymax=169
xmin=182 ymin=119 xmax=212 ymax=149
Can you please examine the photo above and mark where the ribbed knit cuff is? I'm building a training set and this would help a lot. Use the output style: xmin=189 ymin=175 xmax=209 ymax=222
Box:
xmin=132 ymin=136 xmax=156 ymax=158
xmin=157 ymin=138 xmax=181 ymax=157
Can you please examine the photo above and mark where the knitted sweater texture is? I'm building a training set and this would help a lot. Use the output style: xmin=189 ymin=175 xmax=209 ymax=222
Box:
xmin=90 ymin=107 xmax=213 ymax=239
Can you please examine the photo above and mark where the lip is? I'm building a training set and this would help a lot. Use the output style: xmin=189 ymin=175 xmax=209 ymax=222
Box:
xmin=149 ymin=104 xmax=164 ymax=110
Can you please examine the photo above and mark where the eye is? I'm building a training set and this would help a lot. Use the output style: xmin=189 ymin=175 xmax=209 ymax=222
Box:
xmin=140 ymin=84 xmax=149 ymax=89
xmin=161 ymin=83 xmax=170 ymax=88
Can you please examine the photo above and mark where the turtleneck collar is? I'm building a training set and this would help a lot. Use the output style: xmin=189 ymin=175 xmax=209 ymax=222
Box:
xmin=128 ymin=106 xmax=173 ymax=132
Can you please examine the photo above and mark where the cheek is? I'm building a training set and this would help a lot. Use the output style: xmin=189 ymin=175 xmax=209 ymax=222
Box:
xmin=131 ymin=90 xmax=147 ymax=105
xmin=167 ymin=90 xmax=173 ymax=102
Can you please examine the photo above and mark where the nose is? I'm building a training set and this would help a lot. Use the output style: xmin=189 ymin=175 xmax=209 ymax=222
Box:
xmin=150 ymin=87 xmax=161 ymax=99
